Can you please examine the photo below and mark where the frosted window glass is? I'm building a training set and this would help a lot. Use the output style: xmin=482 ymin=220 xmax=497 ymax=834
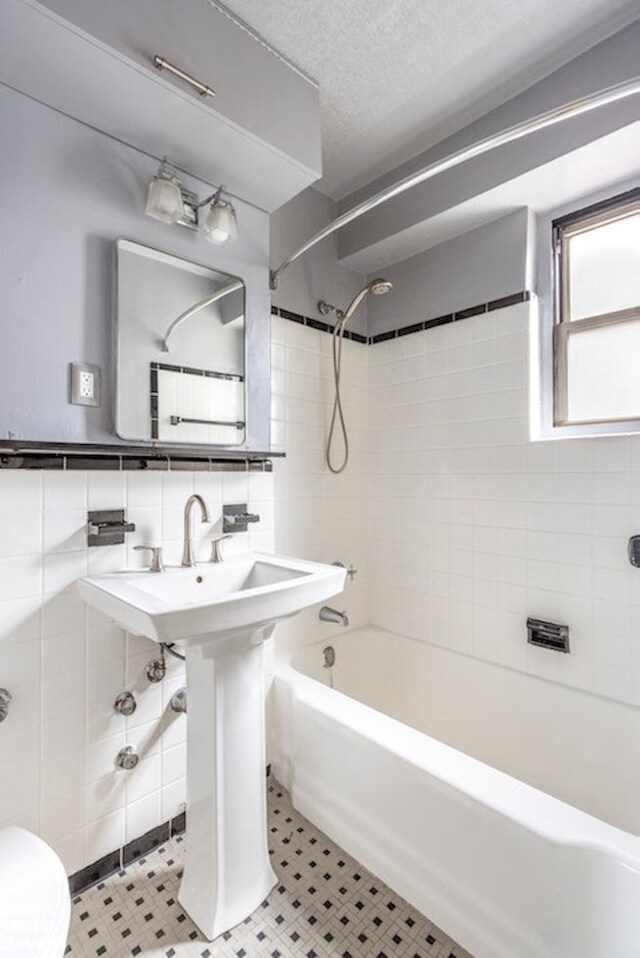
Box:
xmin=566 ymin=319 xmax=640 ymax=422
xmin=568 ymin=213 xmax=640 ymax=320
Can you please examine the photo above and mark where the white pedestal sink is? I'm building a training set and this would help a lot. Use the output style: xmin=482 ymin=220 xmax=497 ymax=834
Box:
xmin=78 ymin=552 xmax=345 ymax=939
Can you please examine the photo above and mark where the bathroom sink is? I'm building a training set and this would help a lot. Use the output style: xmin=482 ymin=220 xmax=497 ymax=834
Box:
xmin=78 ymin=551 xmax=346 ymax=941
xmin=78 ymin=552 xmax=344 ymax=647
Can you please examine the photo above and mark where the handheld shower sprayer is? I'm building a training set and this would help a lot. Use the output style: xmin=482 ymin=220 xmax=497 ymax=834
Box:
xmin=321 ymin=278 xmax=393 ymax=474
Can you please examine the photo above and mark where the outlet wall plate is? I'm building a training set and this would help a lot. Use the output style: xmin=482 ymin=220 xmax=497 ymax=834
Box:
xmin=69 ymin=362 xmax=102 ymax=407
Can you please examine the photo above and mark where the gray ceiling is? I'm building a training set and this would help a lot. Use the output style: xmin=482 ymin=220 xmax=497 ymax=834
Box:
xmin=217 ymin=0 xmax=639 ymax=199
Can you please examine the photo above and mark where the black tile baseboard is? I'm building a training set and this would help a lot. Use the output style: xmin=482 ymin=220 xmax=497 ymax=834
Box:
xmin=123 ymin=822 xmax=171 ymax=868
xmin=69 ymin=850 xmax=122 ymax=899
xmin=69 ymin=812 xmax=188 ymax=897
xmin=69 ymin=764 xmax=269 ymax=896
xmin=274 ymin=291 xmax=531 ymax=346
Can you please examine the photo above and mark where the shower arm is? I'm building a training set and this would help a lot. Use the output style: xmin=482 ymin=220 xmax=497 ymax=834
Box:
xmin=269 ymin=78 xmax=640 ymax=290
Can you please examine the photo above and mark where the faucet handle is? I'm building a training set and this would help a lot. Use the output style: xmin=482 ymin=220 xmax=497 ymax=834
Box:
xmin=133 ymin=545 xmax=165 ymax=573
xmin=209 ymin=534 xmax=233 ymax=563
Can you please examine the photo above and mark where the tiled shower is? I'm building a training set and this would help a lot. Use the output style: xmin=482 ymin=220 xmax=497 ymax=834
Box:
xmin=271 ymin=299 xmax=640 ymax=709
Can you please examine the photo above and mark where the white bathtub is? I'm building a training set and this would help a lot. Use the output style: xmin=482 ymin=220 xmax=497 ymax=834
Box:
xmin=269 ymin=626 xmax=640 ymax=958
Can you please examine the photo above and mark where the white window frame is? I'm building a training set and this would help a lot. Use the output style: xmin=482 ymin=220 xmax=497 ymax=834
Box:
xmin=532 ymin=183 xmax=640 ymax=441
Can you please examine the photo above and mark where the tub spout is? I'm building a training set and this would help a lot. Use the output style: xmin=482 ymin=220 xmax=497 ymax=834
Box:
xmin=319 ymin=606 xmax=349 ymax=627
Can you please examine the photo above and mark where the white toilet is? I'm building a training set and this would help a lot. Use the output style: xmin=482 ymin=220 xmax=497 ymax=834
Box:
xmin=0 ymin=827 xmax=70 ymax=958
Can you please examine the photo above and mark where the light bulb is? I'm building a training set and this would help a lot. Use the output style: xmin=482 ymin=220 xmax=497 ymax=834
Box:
xmin=203 ymin=199 xmax=238 ymax=245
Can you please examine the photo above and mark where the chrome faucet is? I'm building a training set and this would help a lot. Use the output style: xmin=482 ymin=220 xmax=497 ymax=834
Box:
xmin=182 ymin=494 xmax=210 ymax=567
xmin=319 ymin=606 xmax=349 ymax=627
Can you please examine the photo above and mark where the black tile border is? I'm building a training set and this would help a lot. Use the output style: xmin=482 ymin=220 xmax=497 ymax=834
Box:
xmin=396 ymin=322 xmax=424 ymax=338
xmin=69 ymin=813 xmax=187 ymax=897
xmin=0 ymin=443 xmax=280 ymax=472
xmin=171 ymin=811 xmax=186 ymax=836
xmin=69 ymin=850 xmax=121 ymax=898
xmin=369 ymin=329 xmax=396 ymax=344
xmin=424 ymin=313 xmax=453 ymax=331
xmin=69 ymin=764 xmax=270 ymax=896
xmin=487 ymin=291 xmax=530 ymax=311
xmin=152 ymin=362 xmax=243 ymax=383
xmin=122 ymin=821 xmax=171 ymax=868
xmin=454 ymin=303 xmax=486 ymax=321
xmin=271 ymin=306 xmax=368 ymax=344
xmin=273 ymin=291 xmax=531 ymax=346
xmin=150 ymin=362 xmax=245 ymax=441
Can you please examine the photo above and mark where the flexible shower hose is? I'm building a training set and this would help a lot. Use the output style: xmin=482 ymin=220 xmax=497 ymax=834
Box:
xmin=326 ymin=315 xmax=349 ymax=474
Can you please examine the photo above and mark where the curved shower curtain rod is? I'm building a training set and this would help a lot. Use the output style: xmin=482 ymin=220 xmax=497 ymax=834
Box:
xmin=270 ymin=78 xmax=640 ymax=290
xmin=161 ymin=278 xmax=243 ymax=352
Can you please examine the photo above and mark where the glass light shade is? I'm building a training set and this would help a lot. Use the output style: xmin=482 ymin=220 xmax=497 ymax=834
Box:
xmin=203 ymin=200 xmax=238 ymax=245
xmin=145 ymin=174 xmax=185 ymax=224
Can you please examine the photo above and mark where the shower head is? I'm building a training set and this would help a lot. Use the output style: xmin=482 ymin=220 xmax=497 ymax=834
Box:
xmin=369 ymin=278 xmax=393 ymax=296
xmin=337 ymin=277 xmax=393 ymax=328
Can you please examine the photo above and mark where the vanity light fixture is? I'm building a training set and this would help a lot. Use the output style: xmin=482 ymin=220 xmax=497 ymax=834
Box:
xmin=203 ymin=187 xmax=238 ymax=245
xmin=144 ymin=159 xmax=238 ymax=243
xmin=144 ymin=157 xmax=186 ymax=224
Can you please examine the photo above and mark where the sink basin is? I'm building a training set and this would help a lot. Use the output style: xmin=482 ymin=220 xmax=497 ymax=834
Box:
xmin=78 ymin=551 xmax=346 ymax=940
xmin=78 ymin=552 xmax=344 ymax=646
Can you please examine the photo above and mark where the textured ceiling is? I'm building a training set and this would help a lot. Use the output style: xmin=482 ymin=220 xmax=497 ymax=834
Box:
xmin=218 ymin=0 xmax=639 ymax=199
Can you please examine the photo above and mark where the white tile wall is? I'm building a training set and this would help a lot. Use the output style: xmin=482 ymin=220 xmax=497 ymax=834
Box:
xmin=270 ymin=303 xmax=640 ymax=709
xmin=156 ymin=369 xmax=244 ymax=446
xmin=270 ymin=315 xmax=369 ymax=660
xmin=368 ymin=301 xmax=640 ymax=708
xmin=3 ymin=300 xmax=640 ymax=877
xmin=0 ymin=468 xmax=273 ymax=874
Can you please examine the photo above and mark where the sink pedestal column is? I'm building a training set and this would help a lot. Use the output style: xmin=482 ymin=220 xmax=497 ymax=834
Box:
xmin=178 ymin=631 xmax=277 ymax=940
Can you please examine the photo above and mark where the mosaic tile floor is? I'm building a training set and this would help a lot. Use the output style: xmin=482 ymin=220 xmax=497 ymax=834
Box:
xmin=66 ymin=780 xmax=474 ymax=958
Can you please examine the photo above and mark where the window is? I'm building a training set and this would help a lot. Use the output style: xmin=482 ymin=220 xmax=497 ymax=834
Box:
xmin=553 ymin=188 xmax=640 ymax=427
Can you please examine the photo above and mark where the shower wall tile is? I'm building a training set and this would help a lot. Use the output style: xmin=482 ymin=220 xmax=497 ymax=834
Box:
xmin=270 ymin=314 xmax=369 ymax=663
xmin=368 ymin=299 xmax=640 ymax=708
xmin=0 ymin=466 xmax=273 ymax=876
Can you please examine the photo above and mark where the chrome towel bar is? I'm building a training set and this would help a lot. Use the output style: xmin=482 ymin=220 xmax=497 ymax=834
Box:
xmin=170 ymin=416 xmax=245 ymax=429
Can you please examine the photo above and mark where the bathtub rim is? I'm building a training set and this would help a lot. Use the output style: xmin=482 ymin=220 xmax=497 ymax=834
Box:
xmin=291 ymin=621 xmax=640 ymax=716
xmin=275 ymin=625 xmax=640 ymax=869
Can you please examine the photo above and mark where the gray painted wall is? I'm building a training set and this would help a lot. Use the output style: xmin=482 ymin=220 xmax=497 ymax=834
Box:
xmin=0 ymin=85 xmax=272 ymax=451
xmin=270 ymin=187 xmax=368 ymax=335
xmin=366 ymin=209 xmax=532 ymax=337
xmin=338 ymin=21 xmax=640 ymax=263
xmin=35 ymin=0 xmax=321 ymax=176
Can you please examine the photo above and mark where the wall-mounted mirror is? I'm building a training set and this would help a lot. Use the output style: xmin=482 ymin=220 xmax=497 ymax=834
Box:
xmin=116 ymin=239 xmax=246 ymax=446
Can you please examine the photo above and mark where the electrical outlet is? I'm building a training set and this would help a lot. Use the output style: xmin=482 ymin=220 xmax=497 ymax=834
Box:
xmin=70 ymin=362 xmax=102 ymax=407
xmin=79 ymin=370 xmax=95 ymax=399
